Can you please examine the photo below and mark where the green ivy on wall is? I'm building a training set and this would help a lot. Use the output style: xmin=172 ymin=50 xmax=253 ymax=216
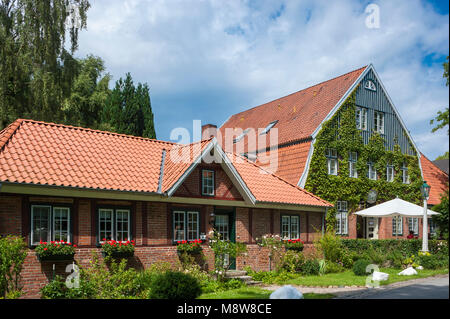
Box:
xmin=304 ymin=88 xmax=423 ymax=230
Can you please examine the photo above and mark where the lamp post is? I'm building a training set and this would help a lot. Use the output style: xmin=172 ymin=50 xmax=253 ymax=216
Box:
xmin=420 ymin=181 xmax=431 ymax=252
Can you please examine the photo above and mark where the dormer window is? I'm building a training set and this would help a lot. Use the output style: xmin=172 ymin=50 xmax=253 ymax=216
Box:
xmin=365 ymin=80 xmax=376 ymax=91
xmin=233 ymin=129 xmax=250 ymax=143
xmin=260 ymin=120 xmax=278 ymax=135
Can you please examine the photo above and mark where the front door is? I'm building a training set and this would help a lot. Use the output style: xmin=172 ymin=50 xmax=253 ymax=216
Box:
xmin=366 ymin=217 xmax=379 ymax=239
xmin=214 ymin=209 xmax=236 ymax=270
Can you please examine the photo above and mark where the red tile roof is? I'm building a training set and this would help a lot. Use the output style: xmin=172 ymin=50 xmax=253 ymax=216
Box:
xmin=227 ymin=152 xmax=331 ymax=207
xmin=420 ymin=154 xmax=449 ymax=206
xmin=0 ymin=119 xmax=331 ymax=208
xmin=220 ymin=66 xmax=367 ymax=152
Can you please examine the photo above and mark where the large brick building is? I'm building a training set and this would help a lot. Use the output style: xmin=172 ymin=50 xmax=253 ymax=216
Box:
xmin=0 ymin=119 xmax=331 ymax=297
xmin=219 ymin=64 xmax=449 ymax=240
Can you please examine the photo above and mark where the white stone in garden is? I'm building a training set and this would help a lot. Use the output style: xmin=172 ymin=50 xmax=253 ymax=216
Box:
xmin=372 ymin=271 xmax=389 ymax=281
xmin=398 ymin=267 xmax=418 ymax=276
xmin=416 ymin=266 xmax=424 ymax=270
xmin=269 ymin=285 xmax=304 ymax=299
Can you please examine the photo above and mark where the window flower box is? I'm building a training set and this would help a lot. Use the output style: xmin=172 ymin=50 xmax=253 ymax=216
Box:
xmin=100 ymin=239 xmax=135 ymax=258
xmin=176 ymin=240 xmax=203 ymax=255
xmin=35 ymin=241 xmax=76 ymax=262
xmin=283 ymin=239 xmax=304 ymax=252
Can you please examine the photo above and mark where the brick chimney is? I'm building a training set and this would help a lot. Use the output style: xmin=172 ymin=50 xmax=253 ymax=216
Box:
xmin=202 ymin=124 xmax=217 ymax=140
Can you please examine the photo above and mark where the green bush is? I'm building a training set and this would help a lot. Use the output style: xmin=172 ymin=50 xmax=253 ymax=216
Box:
xmin=149 ymin=271 xmax=202 ymax=299
xmin=353 ymin=259 xmax=371 ymax=276
xmin=317 ymin=232 xmax=344 ymax=263
xmin=325 ymin=262 xmax=345 ymax=274
xmin=0 ymin=236 xmax=28 ymax=298
xmin=40 ymin=275 xmax=95 ymax=299
xmin=417 ymin=253 xmax=449 ymax=270
xmin=301 ymin=259 xmax=320 ymax=276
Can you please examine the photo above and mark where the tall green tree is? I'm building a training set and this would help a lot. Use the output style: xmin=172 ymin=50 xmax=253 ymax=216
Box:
xmin=102 ymin=73 xmax=156 ymax=139
xmin=62 ymin=55 xmax=110 ymax=129
xmin=0 ymin=0 xmax=90 ymax=129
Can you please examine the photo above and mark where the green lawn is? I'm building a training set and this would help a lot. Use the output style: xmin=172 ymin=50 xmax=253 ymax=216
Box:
xmin=198 ymin=287 xmax=335 ymax=299
xmin=284 ymin=268 xmax=449 ymax=287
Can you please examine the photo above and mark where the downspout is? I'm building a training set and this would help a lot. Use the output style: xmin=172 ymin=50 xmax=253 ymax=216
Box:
xmin=157 ymin=149 xmax=166 ymax=194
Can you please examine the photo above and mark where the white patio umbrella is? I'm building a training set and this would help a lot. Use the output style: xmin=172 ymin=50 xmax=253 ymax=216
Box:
xmin=354 ymin=197 xmax=439 ymax=218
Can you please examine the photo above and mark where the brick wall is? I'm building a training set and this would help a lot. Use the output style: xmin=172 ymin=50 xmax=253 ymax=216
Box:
xmin=0 ymin=193 xmax=324 ymax=298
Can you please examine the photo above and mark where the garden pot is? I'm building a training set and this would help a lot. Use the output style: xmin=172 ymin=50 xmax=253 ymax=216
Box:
xmin=37 ymin=253 xmax=75 ymax=262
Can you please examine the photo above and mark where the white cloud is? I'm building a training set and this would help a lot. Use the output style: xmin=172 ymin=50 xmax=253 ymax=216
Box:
xmin=76 ymin=0 xmax=449 ymax=159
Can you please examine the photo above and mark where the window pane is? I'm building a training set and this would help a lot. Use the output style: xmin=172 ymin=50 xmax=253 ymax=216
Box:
xmin=173 ymin=211 xmax=185 ymax=241
xmin=116 ymin=210 xmax=130 ymax=242
xmin=187 ymin=212 xmax=199 ymax=241
xmin=290 ymin=216 xmax=299 ymax=239
xmin=215 ymin=215 xmax=229 ymax=241
xmin=281 ymin=216 xmax=290 ymax=239
xmin=99 ymin=209 xmax=113 ymax=241
xmin=202 ymin=170 xmax=214 ymax=195
xmin=32 ymin=206 xmax=51 ymax=245
xmin=53 ymin=207 xmax=70 ymax=242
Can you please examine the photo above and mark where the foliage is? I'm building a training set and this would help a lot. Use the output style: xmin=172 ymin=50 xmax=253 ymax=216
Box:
xmin=40 ymin=275 xmax=95 ymax=299
xmin=304 ymin=89 xmax=423 ymax=230
xmin=278 ymin=250 xmax=305 ymax=273
xmin=325 ymin=262 xmax=345 ymax=274
xmin=35 ymin=240 xmax=76 ymax=258
xmin=352 ymin=259 xmax=371 ymax=276
xmin=0 ymin=0 xmax=90 ymax=128
xmin=148 ymin=271 xmax=202 ymax=299
xmin=257 ymin=233 xmax=284 ymax=271
xmin=435 ymin=151 xmax=449 ymax=160
xmin=316 ymin=231 xmax=345 ymax=263
xmin=432 ymin=189 xmax=449 ymax=239
xmin=100 ymin=239 xmax=135 ymax=257
xmin=283 ymin=239 xmax=304 ymax=252
xmin=208 ymin=230 xmax=247 ymax=280
xmin=430 ymin=56 xmax=449 ymax=135
xmin=176 ymin=240 xmax=203 ymax=255
xmin=0 ymin=236 xmax=28 ymax=297
xmin=101 ymin=73 xmax=156 ymax=139
xmin=301 ymin=259 xmax=321 ymax=276
xmin=201 ymin=278 xmax=245 ymax=294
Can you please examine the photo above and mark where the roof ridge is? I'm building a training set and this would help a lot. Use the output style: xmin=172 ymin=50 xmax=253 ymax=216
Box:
xmin=0 ymin=119 xmax=25 ymax=153
xmin=15 ymin=118 xmax=178 ymax=146
xmin=227 ymin=65 xmax=367 ymax=119
xmin=229 ymin=152 xmax=332 ymax=206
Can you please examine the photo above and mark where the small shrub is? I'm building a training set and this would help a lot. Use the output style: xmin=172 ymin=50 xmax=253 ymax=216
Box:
xmin=325 ymin=262 xmax=344 ymax=274
xmin=301 ymin=259 xmax=320 ymax=276
xmin=149 ymin=271 xmax=202 ymax=299
xmin=40 ymin=275 xmax=95 ymax=299
xmin=279 ymin=250 xmax=305 ymax=273
xmin=417 ymin=252 xmax=448 ymax=270
xmin=0 ymin=236 xmax=28 ymax=297
xmin=353 ymin=259 xmax=371 ymax=276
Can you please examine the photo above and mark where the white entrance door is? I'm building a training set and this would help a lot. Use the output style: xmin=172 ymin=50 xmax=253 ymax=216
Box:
xmin=366 ymin=217 xmax=379 ymax=239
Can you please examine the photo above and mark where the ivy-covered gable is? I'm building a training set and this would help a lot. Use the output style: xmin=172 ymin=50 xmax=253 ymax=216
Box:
xmin=304 ymin=88 xmax=422 ymax=229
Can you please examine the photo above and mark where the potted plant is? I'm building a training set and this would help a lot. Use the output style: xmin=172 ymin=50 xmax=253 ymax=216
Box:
xmin=284 ymin=239 xmax=304 ymax=252
xmin=176 ymin=240 xmax=203 ymax=256
xmin=101 ymin=239 xmax=135 ymax=258
xmin=35 ymin=240 xmax=76 ymax=262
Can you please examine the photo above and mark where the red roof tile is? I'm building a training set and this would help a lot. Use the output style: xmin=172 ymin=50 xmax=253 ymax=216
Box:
xmin=220 ymin=66 xmax=367 ymax=152
xmin=0 ymin=119 xmax=331 ymax=208
xmin=420 ymin=154 xmax=449 ymax=206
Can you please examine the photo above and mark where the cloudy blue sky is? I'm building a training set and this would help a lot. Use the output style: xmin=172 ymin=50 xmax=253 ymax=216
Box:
xmin=75 ymin=0 xmax=449 ymax=160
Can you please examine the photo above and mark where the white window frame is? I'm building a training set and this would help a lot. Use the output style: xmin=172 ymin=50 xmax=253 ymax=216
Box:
xmin=52 ymin=207 xmax=71 ymax=243
xmin=326 ymin=148 xmax=338 ymax=176
xmin=386 ymin=165 xmax=395 ymax=182
xmin=336 ymin=201 xmax=348 ymax=235
xmin=349 ymin=152 xmax=358 ymax=178
xmin=31 ymin=205 xmax=71 ymax=245
xmin=98 ymin=208 xmax=131 ymax=243
xmin=401 ymin=163 xmax=410 ymax=184
xmin=356 ymin=107 xmax=367 ymax=130
xmin=374 ymin=111 xmax=384 ymax=134
xmin=201 ymin=169 xmax=215 ymax=196
xmin=367 ymin=162 xmax=377 ymax=180
xmin=408 ymin=218 xmax=419 ymax=236
xmin=365 ymin=80 xmax=376 ymax=91
xmin=392 ymin=216 xmax=403 ymax=236
xmin=173 ymin=210 xmax=200 ymax=242
xmin=281 ymin=215 xmax=300 ymax=240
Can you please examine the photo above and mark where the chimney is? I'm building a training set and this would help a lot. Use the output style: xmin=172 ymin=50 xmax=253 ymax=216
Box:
xmin=202 ymin=124 xmax=217 ymax=140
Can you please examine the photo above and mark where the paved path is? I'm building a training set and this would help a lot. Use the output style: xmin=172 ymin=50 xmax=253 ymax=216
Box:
xmin=338 ymin=275 xmax=449 ymax=299
xmin=259 ymin=274 xmax=449 ymax=299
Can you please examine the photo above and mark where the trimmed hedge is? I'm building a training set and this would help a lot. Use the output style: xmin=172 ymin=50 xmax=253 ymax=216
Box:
xmin=341 ymin=239 xmax=448 ymax=257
